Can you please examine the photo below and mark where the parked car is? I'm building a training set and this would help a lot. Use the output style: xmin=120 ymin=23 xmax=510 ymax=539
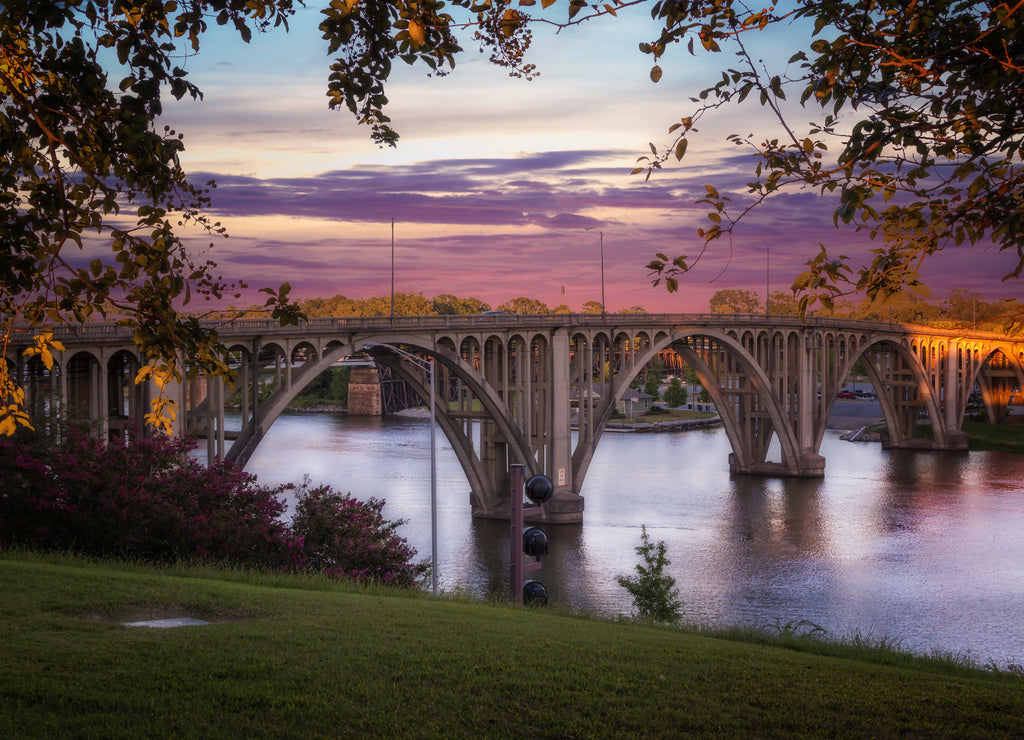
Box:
xmin=837 ymin=390 xmax=857 ymax=398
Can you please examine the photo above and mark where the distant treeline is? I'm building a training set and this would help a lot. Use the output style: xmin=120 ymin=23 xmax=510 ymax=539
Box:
xmin=212 ymin=288 xmax=1021 ymax=333
xmin=710 ymin=288 xmax=1023 ymax=333
xmin=215 ymin=293 xmax=645 ymax=318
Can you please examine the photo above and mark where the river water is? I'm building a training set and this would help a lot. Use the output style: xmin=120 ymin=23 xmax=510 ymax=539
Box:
xmin=242 ymin=410 xmax=1024 ymax=668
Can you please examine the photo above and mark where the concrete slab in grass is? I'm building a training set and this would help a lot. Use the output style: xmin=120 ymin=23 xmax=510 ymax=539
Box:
xmin=123 ymin=618 xmax=211 ymax=628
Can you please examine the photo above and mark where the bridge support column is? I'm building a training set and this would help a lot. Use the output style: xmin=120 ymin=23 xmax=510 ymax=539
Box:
xmin=206 ymin=376 xmax=216 ymax=463
xmin=796 ymin=330 xmax=826 ymax=477
xmin=542 ymin=330 xmax=584 ymax=523
xmin=348 ymin=366 xmax=383 ymax=415
xmin=96 ymin=350 xmax=109 ymax=441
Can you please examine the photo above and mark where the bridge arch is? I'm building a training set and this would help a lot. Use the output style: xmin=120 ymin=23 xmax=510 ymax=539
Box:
xmin=364 ymin=333 xmax=559 ymax=518
xmin=967 ymin=344 xmax=1024 ymax=425
xmin=225 ymin=333 xmax=548 ymax=519
xmin=846 ymin=337 xmax=951 ymax=448
xmin=671 ymin=328 xmax=804 ymax=476
xmin=570 ymin=325 xmax=809 ymax=487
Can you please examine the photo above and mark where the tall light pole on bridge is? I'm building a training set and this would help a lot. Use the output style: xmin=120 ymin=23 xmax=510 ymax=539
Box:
xmin=585 ymin=227 xmax=606 ymax=314
xmin=362 ymin=341 xmax=437 ymax=596
xmin=375 ymin=213 xmax=395 ymax=318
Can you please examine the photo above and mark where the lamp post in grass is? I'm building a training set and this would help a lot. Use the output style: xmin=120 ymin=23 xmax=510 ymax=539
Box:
xmin=362 ymin=341 xmax=437 ymax=595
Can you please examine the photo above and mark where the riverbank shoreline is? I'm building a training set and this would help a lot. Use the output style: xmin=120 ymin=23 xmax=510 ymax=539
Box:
xmin=399 ymin=407 xmax=726 ymax=433
xmin=591 ymin=417 xmax=723 ymax=433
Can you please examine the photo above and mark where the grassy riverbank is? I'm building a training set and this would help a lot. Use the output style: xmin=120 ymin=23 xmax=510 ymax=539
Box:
xmin=868 ymin=418 xmax=1024 ymax=452
xmin=3 ymin=552 xmax=1022 ymax=738
xmin=960 ymin=419 xmax=1024 ymax=452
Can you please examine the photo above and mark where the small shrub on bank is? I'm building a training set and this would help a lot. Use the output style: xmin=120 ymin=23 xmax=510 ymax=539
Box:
xmin=616 ymin=525 xmax=682 ymax=624
xmin=0 ymin=429 xmax=423 ymax=586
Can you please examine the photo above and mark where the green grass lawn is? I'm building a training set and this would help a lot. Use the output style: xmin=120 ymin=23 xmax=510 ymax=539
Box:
xmin=2 ymin=552 xmax=1022 ymax=738
xmin=960 ymin=419 xmax=1024 ymax=452
xmin=871 ymin=418 xmax=1024 ymax=452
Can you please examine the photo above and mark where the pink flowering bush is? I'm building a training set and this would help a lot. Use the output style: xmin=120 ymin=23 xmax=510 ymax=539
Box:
xmin=291 ymin=484 xmax=428 ymax=588
xmin=0 ymin=429 xmax=425 ymax=588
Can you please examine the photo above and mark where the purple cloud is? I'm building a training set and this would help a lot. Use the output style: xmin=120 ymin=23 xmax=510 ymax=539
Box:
xmin=175 ymin=148 xmax=1021 ymax=314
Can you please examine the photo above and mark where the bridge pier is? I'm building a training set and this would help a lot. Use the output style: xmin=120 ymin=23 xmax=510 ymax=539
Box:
xmin=729 ymin=451 xmax=826 ymax=478
xmin=471 ymin=483 xmax=585 ymax=524
xmin=540 ymin=490 xmax=586 ymax=523
xmin=347 ymin=366 xmax=382 ymax=415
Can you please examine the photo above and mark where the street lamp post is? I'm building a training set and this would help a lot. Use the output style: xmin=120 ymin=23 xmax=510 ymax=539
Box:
xmin=586 ymin=227 xmax=606 ymax=314
xmin=389 ymin=217 xmax=395 ymax=319
xmin=362 ymin=342 xmax=437 ymax=595
xmin=375 ymin=214 xmax=395 ymax=318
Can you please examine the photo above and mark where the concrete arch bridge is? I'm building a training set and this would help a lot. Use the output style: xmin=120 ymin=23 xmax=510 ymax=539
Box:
xmin=11 ymin=314 xmax=1023 ymax=524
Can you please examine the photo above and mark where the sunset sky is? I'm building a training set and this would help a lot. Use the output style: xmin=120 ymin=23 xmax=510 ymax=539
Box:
xmin=158 ymin=4 xmax=1021 ymax=313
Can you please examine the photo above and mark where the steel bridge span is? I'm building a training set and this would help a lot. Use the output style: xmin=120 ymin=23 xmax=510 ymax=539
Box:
xmin=11 ymin=314 xmax=1024 ymax=523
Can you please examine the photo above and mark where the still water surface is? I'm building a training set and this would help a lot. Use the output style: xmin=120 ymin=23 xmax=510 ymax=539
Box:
xmin=244 ymin=411 xmax=1024 ymax=668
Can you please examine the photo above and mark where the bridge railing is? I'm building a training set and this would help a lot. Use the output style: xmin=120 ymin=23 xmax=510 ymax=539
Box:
xmin=12 ymin=313 xmax=1015 ymax=345
xmin=198 ymin=313 xmax=1013 ymax=341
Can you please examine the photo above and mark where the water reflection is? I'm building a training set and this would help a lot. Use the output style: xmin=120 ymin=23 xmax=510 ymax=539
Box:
xmin=243 ymin=411 xmax=1024 ymax=668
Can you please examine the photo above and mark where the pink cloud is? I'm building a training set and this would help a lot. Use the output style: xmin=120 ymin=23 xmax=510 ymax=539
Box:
xmin=179 ymin=149 xmax=1022 ymax=315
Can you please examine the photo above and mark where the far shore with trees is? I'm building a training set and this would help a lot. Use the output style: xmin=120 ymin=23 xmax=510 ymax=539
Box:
xmin=218 ymin=288 xmax=1024 ymax=336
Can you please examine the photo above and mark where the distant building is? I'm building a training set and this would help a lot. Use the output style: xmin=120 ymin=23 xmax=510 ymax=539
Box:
xmin=617 ymin=390 xmax=656 ymax=415
xmin=569 ymin=388 xmax=602 ymax=408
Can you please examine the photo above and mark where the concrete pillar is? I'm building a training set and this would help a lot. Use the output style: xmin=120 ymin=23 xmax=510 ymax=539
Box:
xmin=240 ymin=356 xmax=250 ymax=429
xmin=206 ymin=374 xmax=215 ymax=463
xmin=544 ymin=329 xmax=583 ymax=523
xmin=59 ymin=354 xmax=69 ymax=425
xmin=796 ymin=330 xmax=825 ymax=475
xmin=216 ymin=376 xmax=226 ymax=458
xmin=348 ymin=366 xmax=383 ymax=415
xmin=97 ymin=350 xmax=109 ymax=441
xmin=943 ymin=340 xmax=970 ymax=449
xmin=251 ymin=338 xmax=261 ymax=429
xmin=284 ymin=343 xmax=292 ymax=390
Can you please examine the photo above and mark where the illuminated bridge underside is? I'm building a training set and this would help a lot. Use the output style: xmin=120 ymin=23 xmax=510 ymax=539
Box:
xmin=14 ymin=315 xmax=1024 ymax=524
